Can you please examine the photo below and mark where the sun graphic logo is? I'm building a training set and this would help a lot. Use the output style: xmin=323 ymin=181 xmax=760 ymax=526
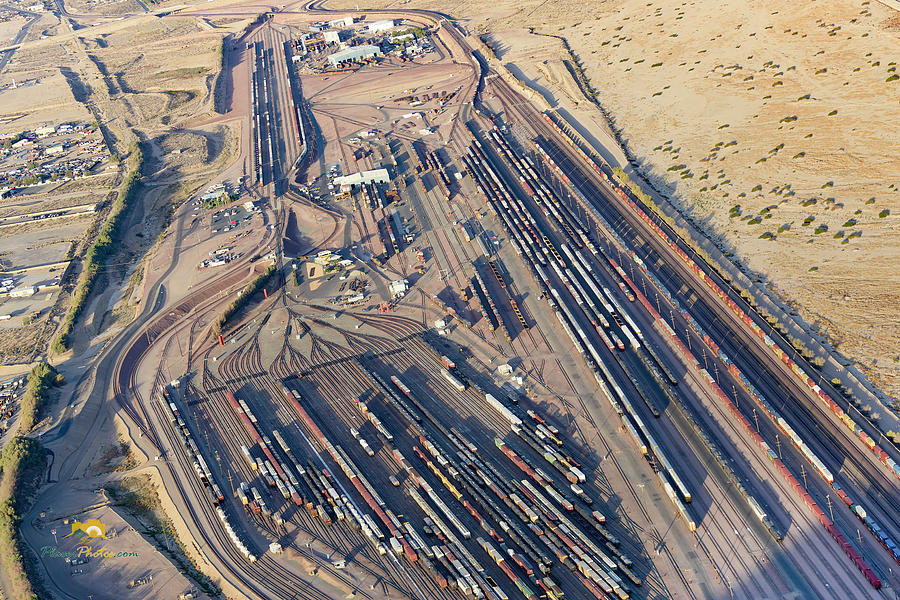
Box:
xmin=63 ymin=519 xmax=108 ymax=540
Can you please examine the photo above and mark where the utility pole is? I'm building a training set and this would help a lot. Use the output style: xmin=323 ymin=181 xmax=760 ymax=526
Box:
xmin=801 ymin=465 xmax=808 ymax=489
xmin=775 ymin=435 xmax=782 ymax=459
xmin=827 ymin=495 xmax=834 ymax=522
xmin=686 ymin=329 xmax=692 ymax=352
xmin=753 ymin=408 xmax=759 ymax=433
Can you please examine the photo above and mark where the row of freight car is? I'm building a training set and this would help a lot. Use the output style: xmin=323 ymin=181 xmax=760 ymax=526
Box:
xmin=394 ymin=370 xmax=638 ymax=599
xmin=575 ymin=159 xmax=899 ymax=581
xmin=229 ymin=389 xmax=385 ymax=536
xmin=250 ymin=42 xmax=276 ymax=187
xmin=161 ymin=391 xmax=255 ymax=562
xmin=571 ymin=95 xmax=900 ymax=492
xmin=528 ymin=132 xmax=800 ymax=542
xmin=489 ymin=125 xmax=703 ymax=507
xmin=356 ymin=353 xmax=640 ymax=599
xmin=538 ymin=112 xmax=890 ymax=586
xmin=278 ymin=385 xmax=423 ymax=563
xmin=463 ymin=125 xmax=695 ymax=530
xmin=281 ymin=41 xmax=307 ymax=157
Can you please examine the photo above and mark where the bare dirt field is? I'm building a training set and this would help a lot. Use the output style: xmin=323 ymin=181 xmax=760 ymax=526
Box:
xmin=67 ymin=0 xmax=144 ymax=16
xmin=30 ymin=475 xmax=214 ymax=600
xmin=0 ymin=69 xmax=92 ymax=132
xmin=326 ymin=0 xmax=900 ymax=404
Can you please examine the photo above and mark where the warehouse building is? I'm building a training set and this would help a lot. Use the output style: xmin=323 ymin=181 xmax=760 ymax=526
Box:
xmin=327 ymin=44 xmax=381 ymax=67
xmin=328 ymin=16 xmax=353 ymax=28
xmin=367 ymin=19 xmax=396 ymax=34
xmin=333 ymin=168 xmax=390 ymax=188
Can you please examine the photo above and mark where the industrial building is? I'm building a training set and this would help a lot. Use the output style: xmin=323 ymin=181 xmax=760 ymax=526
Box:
xmin=367 ymin=19 xmax=396 ymax=34
xmin=389 ymin=279 xmax=409 ymax=299
xmin=327 ymin=45 xmax=381 ymax=67
xmin=323 ymin=30 xmax=341 ymax=45
xmin=328 ymin=16 xmax=353 ymax=28
xmin=333 ymin=168 xmax=390 ymax=187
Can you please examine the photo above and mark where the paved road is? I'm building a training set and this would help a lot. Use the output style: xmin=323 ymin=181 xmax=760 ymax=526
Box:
xmin=0 ymin=4 xmax=40 ymax=72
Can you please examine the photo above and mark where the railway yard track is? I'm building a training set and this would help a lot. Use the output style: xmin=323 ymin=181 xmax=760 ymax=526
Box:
xmin=90 ymin=3 xmax=900 ymax=600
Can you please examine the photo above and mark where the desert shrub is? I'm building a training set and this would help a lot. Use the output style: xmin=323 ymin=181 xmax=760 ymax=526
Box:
xmin=53 ymin=143 xmax=144 ymax=353
xmin=19 ymin=363 xmax=62 ymax=433
xmin=0 ymin=436 xmax=46 ymax=600
xmin=210 ymin=264 xmax=277 ymax=338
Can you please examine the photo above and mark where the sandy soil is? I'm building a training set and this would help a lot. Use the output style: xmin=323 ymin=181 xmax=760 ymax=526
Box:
xmin=0 ymin=70 xmax=92 ymax=131
xmin=325 ymin=0 xmax=900 ymax=405
xmin=67 ymin=0 xmax=144 ymax=16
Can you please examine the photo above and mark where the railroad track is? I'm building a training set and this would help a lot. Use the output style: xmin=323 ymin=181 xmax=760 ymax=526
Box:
xmin=138 ymin=321 xmax=351 ymax=600
xmin=463 ymin=88 xmax=828 ymax=596
xmin=533 ymin=113 xmax=900 ymax=585
xmin=210 ymin=332 xmax=393 ymax=591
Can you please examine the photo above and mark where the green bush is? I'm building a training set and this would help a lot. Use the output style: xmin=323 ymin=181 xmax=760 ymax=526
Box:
xmin=19 ymin=363 xmax=62 ymax=433
xmin=53 ymin=144 xmax=144 ymax=353
xmin=0 ymin=436 xmax=46 ymax=600
xmin=211 ymin=264 xmax=277 ymax=338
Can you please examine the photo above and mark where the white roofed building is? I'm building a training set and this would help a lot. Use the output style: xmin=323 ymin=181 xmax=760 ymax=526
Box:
xmin=389 ymin=279 xmax=409 ymax=298
xmin=367 ymin=20 xmax=396 ymax=34
xmin=333 ymin=168 xmax=390 ymax=188
xmin=328 ymin=16 xmax=353 ymax=28
xmin=327 ymin=44 xmax=381 ymax=67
